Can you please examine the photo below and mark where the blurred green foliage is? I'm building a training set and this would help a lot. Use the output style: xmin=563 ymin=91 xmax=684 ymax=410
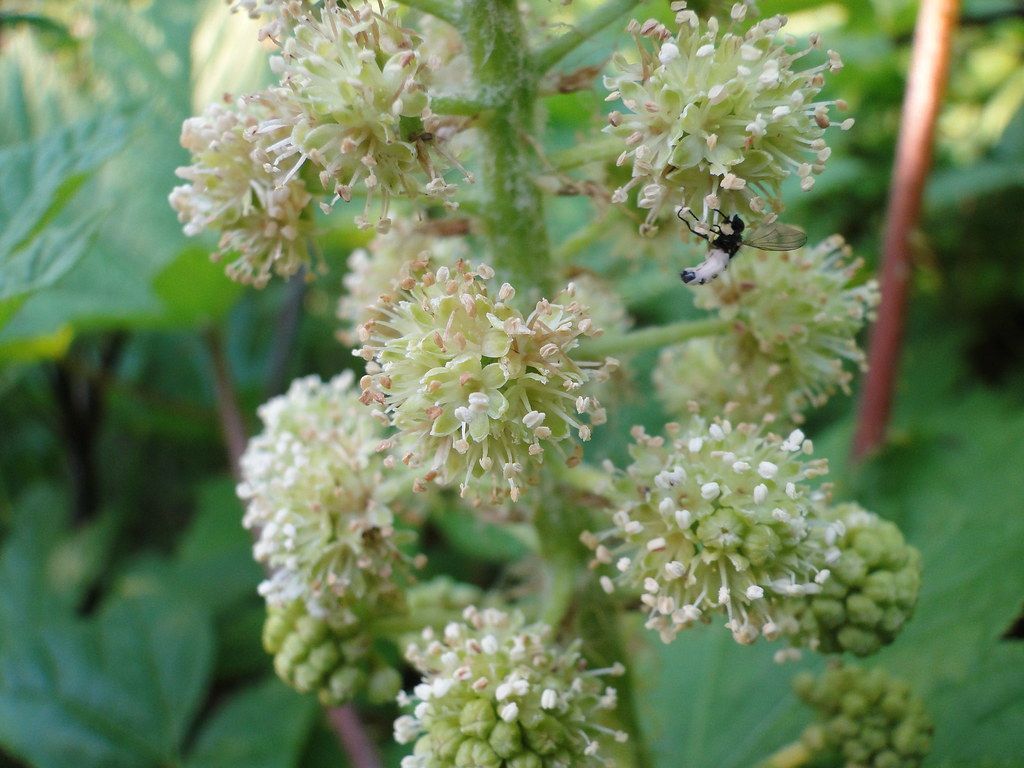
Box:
xmin=0 ymin=0 xmax=1022 ymax=766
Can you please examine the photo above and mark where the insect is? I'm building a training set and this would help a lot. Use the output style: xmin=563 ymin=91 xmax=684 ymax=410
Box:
xmin=677 ymin=208 xmax=808 ymax=285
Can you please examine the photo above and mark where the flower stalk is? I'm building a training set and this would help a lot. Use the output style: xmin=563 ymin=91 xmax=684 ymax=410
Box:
xmin=580 ymin=317 xmax=730 ymax=359
xmin=534 ymin=0 xmax=643 ymax=73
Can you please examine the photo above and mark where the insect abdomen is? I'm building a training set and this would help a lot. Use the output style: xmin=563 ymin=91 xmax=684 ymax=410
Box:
xmin=680 ymin=249 xmax=731 ymax=285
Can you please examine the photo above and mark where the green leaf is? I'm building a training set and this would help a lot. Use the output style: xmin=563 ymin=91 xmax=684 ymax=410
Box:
xmin=927 ymin=162 xmax=1024 ymax=209
xmin=0 ymin=217 xmax=98 ymax=302
xmin=0 ymin=116 xmax=128 ymax=310
xmin=637 ymin=621 xmax=818 ymax=768
xmin=431 ymin=504 xmax=533 ymax=563
xmin=0 ymin=0 xmax=262 ymax=353
xmin=185 ymin=677 xmax=318 ymax=768
xmin=153 ymin=246 xmax=245 ymax=326
xmin=0 ymin=485 xmax=216 ymax=768
xmin=115 ymin=478 xmax=261 ymax=617
xmin=850 ymin=395 xmax=1024 ymax=765
xmin=0 ymin=597 xmax=215 ymax=768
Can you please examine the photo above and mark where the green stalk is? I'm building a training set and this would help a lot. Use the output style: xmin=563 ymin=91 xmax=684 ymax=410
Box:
xmin=533 ymin=0 xmax=642 ymax=74
xmin=533 ymin=503 xmax=583 ymax=629
xmin=549 ymin=135 xmax=624 ymax=171
xmin=580 ymin=317 xmax=731 ymax=358
xmin=459 ymin=0 xmax=552 ymax=290
xmin=429 ymin=92 xmax=492 ymax=116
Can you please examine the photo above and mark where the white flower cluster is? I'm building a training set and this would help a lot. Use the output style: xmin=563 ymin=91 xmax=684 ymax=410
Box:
xmin=395 ymin=606 xmax=626 ymax=767
xmin=170 ymin=93 xmax=313 ymax=287
xmin=338 ymin=220 xmax=469 ymax=343
xmin=238 ymin=372 xmax=414 ymax=617
xmin=356 ymin=262 xmax=613 ymax=502
xmin=583 ymin=418 xmax=834 ymax=644
xmin=227 ymin=0 xmax=314 ymax=41
xmin=605 ymin=3 xmax=851 ymax=231
xmin=257 ymin=0 xmax=470 ymax=230
xmin=654 ymin=235 xmax=879 ymax=424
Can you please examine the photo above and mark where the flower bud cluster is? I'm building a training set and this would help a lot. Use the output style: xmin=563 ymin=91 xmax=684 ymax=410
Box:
xmin=264 ymin=598 xmax=403 ymax=706
xmin=407 ymin=576 xmax=486 ymax=618
xmin=794 ymin=665 xmax=932 ymax=767
xmin=605 ymin=6 xmax=851 ymax=231
xmin=356 ymin=262 xmax=612 ymax=502
xmin=257 ymin=1 xmax=470 ymax=230
xmin=238 ymin=372 xmax=415 ymax=616
xmin=170 ymin=93 xmax=313 ymax=287
xmin=781 ymin=503 xmax=921 ymax=657
xmin=394 ymin=606 xmax=626 ymax=768
xmin=338 ymin=221 xmax=469 ymax=344
xmin=583 ymin=418 xmax=832 ymax=644
xmin=655 ymin=236 xmax=879 ymax=424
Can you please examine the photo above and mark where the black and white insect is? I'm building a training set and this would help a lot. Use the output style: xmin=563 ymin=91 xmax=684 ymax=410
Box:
xmin=677 ymin=208 xmax=808 ymax=285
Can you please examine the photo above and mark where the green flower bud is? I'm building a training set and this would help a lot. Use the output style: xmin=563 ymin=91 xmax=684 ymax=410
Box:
xmin=489 ymin=720 xmax=523 ymax=758
xmin=357 ymin=262 xmax=613 ymax=502
xmin=459 ymin=699 xmax=498 ymax=739
xmin=407 ymin=576 xmax=485 ymax=615
xmin=654 ymin=237 xmax=879 ymax=426
xmin=782 ymin=503 xmax=921 ymax=656
xmin=394 ymin=606 xmax=626 ymax=767
xmin=170 ymin=92 xmax=314 ymax=287
xmin=605 ymin=12 xmax=850 ymax=232
xmin=263 ymin=598 xmax=400 ymax=706
xmin=795 ymin=665 xmax=932 ymax=768
xmin=368 ymin=666 xmax=404 ymax=705
xmin=585 ymin=418 xmax=830 ymax=644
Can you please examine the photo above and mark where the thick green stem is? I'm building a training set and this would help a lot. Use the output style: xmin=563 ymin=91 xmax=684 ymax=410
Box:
xmin=459 ymin=0 xmax=552 ymax=290
xmin=534 ymin=0 xmax=642 ymax=74
xmin=758 ymin=741 xmax=813 ymax=768
xmin=580 ymin=317 xmax=731 ymax=359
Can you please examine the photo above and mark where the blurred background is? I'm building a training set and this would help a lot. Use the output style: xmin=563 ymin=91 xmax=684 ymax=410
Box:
xmin=0 ymin=0 xmax=1022 ymax=766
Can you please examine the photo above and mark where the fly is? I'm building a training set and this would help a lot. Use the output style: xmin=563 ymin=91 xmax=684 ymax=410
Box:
xmin=677 ymin=208 xmax=808 ymax=285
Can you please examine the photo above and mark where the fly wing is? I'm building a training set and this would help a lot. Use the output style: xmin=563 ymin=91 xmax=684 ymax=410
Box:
xmin=742 ymin=221 xmax=808 ymax=251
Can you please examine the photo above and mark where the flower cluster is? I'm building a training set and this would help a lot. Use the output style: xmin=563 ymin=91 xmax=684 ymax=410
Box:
xmin=227 ymin=0 xmax=314 ymax=41
xmin=264 ymin=598 xmax=403 ymax=706
xmin=237 ymin=372 xmax=415 ymax=616
xmin=655 ymin=236 xmax=879 ymax=424
xmin=258 ymin=1 xmax=469 ymax=230
xmin=169 ymin=93 xmax=314 ymax=287
xmin=394 ymin=606 xmax=626 ymax=767
xmin=583 ymin=418 xmax=832 ymax=644
xmin=356 ymin=262 xmax=611 ymax=501
xmin=605 ymin=6 xmax=851 ymax=231
xmin=794 ymin=665 xmax=933 ymax=768
xmin=338 ymin=220 xmax=469 ymax=343
xmin=781 ymin=503 xmax=921 ymax=657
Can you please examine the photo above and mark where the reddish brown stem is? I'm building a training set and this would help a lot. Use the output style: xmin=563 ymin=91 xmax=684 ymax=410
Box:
xmin=206 ymin=329 xmax=248 ymax=478
xmin=852 ymin=0 xmax=960 ymax=461
xmin=327 ymin=705 xmax=384 ymax=768
xmin=205 ymin=328 xmax=382 ymax=768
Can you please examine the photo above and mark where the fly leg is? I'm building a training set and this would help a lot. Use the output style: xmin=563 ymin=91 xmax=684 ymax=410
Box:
xmin=677 ymin=208 xmax=716 ymax=241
